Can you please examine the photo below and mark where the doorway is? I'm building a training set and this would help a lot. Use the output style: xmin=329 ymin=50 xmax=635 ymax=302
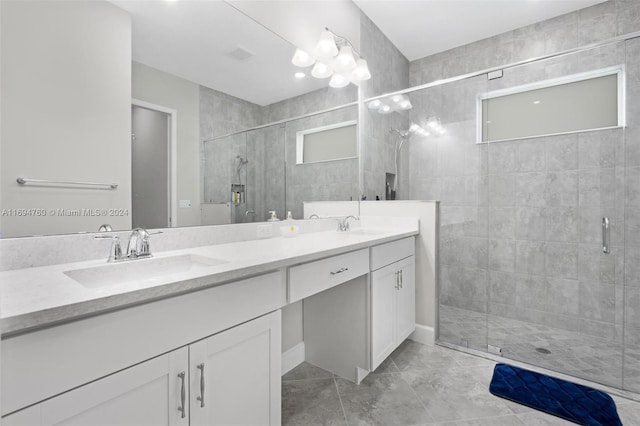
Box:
xmin=131 ymin=103 xmax=173 ymax=229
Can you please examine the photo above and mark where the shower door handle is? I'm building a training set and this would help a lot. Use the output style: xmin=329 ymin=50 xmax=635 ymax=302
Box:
xmin=602 ymin=217 xmax=610 ymax=255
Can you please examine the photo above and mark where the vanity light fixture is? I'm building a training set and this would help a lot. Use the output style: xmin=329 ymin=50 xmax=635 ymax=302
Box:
xmin=291 ymin=27 xmax=371 ymax=87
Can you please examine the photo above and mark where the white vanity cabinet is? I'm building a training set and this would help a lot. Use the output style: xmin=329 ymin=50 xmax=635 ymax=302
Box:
xmin=370 ymin=238 xmax=416 ymax=370
xmin=4 ymin=348 xmax=190 ymax=426
xmin=189 ymin=311 xmax=281 ymax=426
xmin=2 ymin=271 xmax=284 ymax=424
xmin=3 ymin=311 xmax=281 ymax=426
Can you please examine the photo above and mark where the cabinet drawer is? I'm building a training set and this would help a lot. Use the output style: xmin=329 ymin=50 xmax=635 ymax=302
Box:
xmin=371 ymin=237 xmax=415 ymax=271
xmin=288 ymin=249 xmax=369 ymax=302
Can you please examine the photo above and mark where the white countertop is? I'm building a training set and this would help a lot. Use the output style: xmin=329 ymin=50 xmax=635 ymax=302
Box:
xmin=1 ymin=227 xmax=418 ymax=336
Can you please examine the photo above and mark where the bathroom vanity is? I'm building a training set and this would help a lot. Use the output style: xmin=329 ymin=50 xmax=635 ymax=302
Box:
xmin=0 ymin=220 xmax=418 ymax=425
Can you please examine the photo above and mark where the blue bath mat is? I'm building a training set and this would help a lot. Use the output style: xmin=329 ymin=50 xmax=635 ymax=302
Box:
xmin=489 ymin=363 xmax=622 ymax=425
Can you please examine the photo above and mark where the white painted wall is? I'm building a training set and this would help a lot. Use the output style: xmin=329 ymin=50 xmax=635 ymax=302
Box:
xmin=132 ymin=62 xmax=201 ymax=228
xmin=0 ymin=1 xmax=132 ymax=238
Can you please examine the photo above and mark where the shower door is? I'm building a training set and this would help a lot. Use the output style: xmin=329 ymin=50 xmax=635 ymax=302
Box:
xmin=484 ymin=41 xmax=626 ymax=389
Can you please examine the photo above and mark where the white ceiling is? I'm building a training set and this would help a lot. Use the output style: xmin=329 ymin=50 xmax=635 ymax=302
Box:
xmin=112 ymin=0 xmax=608 ymax=106
xmin=353 ymin=0 xmax=607 ymax=61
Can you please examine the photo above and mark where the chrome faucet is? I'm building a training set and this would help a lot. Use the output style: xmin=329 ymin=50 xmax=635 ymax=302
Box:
xmin=126 ymin=228 xmax=152 ymax=259
xmin=95 ymin=227 xmax=161 ymax=262
xmin=337 ymin=215 xmax=360 ymax=232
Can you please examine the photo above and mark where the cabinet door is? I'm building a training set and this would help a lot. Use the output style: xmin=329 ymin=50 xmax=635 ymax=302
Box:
xmin=190 ymin=310 xmax=281 ymax=426
xmin=371 ymin=263 xmax=398 ymax=371
xmin=396 ymin=256 xmax=416 ymax=343
xmin=3 ymin=348 xmax=189 ymax=426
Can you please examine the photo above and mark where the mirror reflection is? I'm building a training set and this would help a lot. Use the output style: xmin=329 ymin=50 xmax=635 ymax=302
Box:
xmin=0 ymin=0 xmax=359 ymax=238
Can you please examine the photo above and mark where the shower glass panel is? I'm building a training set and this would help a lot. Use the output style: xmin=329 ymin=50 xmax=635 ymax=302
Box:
xmin=245 ymin=124 xmax=286 ymax=222
xmin=397 ymin=74 xmax=489 ymax=351
xmin=624 ymin=37 xmax=640 ymax=394
xmin=202 ymin=123 xmax=286 ymax=224
xmin=483 ymin=41 xmax=626 ymax=389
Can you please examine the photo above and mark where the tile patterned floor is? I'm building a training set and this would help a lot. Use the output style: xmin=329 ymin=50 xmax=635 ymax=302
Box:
xmin=282 ymin=340 xmax=640 ymax=425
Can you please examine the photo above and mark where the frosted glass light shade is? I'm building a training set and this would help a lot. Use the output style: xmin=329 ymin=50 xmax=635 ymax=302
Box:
xmin=352 ymin=58 xmax=371 ymax=81
xmin=311 ymin=61 xmax=333 ymax=78
xmin=367 ymin=99 xmax=382 ymax=109
xmin=291 ymin=48 xmax=315 ymax=67
xmin=334 ymin=46 xmax=356 ymax=72
xmin=378 ymin=103 xmax=392 ymax=114
xmin=329 ymin=73 xmax=350 ymax=88
xmin=316 ymin=30 xmax=338 ymax=58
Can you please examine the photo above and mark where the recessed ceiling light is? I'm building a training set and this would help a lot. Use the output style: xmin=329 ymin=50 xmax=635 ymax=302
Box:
xmin=294 ymin=72 xmax=306 ymax=79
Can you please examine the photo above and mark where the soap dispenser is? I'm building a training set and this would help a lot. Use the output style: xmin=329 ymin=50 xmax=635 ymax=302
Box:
xmin=280 ymin=210 xmax=299 ymax=237
xmin=267 ymin=211 xmax=280 ymax=222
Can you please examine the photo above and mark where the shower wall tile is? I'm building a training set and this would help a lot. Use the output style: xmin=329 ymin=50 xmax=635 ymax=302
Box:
xmin=546 ymin=134 xmax=578 ymax=171
xmin=515 ymin=207 xmax=546 ymax=240
xmin=488 ymin=207 xmax=516 ymax=239
xmin=515 ymin=241 xmax=546 ymax=275
xmin=545 ymin=206 xmax=578 ymax=242
xmin=488 ymin=239 xmax=516 ymax=272
xmin=578 ymin=244 xmax=616 ymax=284
xmin=488 ymin=142 xmax=517 ymax=173
xmin=579 ymin=280 xmax=616 ymax=322
xmin=625 ymin=246 xmax=640 ymax=286
xmin=515 ymin=140 xmax=546 ymax=172
xmin=625 ymin=286 xmax=640 ymax=327
xmin=515 ymin=274 xmax=547 ymax=311
xmin=547 ymin=277 xmax=580 ymax=316
xmin=545 ymin=171 xmax=578 ymax=206
xmin=515 ymin=172 xmax=546 ymax=207
xmin=545 ymin=243 xmax=578 ymax=279
xmin=489 ymin=270 xmax=517 ymax=305
xmin=440 ymin=236 xmax=488 ymax=268
xmin=579 ymin=168 xmax=616 ymax=207
xmin=578 ymin=129 xmax=622 ymax=169
xmin=488 ymin=174 xmax=516 ymax=206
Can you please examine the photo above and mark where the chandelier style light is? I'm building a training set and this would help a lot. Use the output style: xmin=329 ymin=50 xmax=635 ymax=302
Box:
xmin=291 ymin=27 xmax=371 ymax=88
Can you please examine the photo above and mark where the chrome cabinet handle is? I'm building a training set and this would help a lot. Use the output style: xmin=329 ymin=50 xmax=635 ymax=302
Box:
xmin=330 ymin=267 xmax=349 ymax=275
xmin=400 ymin=270 xmax=403 ymax=288
xmin=602 ymin=217 xmax=610 ymax=254
xmin=197 ymin=363 xmax=205 ymax=408
xmin=178 ymin=371 xmax=186 ymax=419
xmin=394 ymin=271 xmax=400 ymax=290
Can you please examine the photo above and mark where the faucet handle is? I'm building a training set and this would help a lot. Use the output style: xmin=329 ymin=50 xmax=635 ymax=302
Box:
xmin=94 ymin=234 xmax=123 ymax=262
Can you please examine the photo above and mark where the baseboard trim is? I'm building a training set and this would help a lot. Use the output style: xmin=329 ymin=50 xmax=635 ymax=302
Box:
xmin=282 ymin=341 xmax=305 ymax=375
xmin=409 ymin=324 xmax=434 ymax=345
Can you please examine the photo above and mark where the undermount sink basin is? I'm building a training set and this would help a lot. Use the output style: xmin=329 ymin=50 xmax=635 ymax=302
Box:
xmin=64 ymin=254 xmax=227 ymax=288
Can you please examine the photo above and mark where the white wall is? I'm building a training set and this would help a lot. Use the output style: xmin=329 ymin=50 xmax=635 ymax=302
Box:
xmin=0 ymin=1 xmax=132 ymax=238
xmin=132 ymin=62 xmax=201 ymax=228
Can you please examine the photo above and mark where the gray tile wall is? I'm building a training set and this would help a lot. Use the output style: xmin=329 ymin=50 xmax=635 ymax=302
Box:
xmin=360 ymin=11 xmax=411 ymax=199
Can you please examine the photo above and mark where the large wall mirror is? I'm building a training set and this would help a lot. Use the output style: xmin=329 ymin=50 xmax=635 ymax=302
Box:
xmin=0 ymin=0 xmax=359 ymax=238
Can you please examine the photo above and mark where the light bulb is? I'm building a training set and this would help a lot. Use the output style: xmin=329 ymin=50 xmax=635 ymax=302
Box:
xmin=329 ymin=73 xmax=350 ymax=88
xmin=291 ymin=48 xmax=315 ymax=67
xmin=391 ymin=95 xmax=404 ymax=103
xmin=294 ymin=72 xmax=306 ymax=79
xmin=378 ymin=104 xmax=392 ymax=114
xmin=351 ymin=59 xmax=371 ymax=81
xmin=427 ymin=117 xmax=442 ymax=130
xmin=311 ymin=61 xmax=333 ymax=79
xmin=398 ymin=100 xmax=412 ymax=110
xmin=367 ymin=100 xmax=382 ymax=109
xmin=334 ymin=46 xmax=356 ymax=72
xmin=409 ymin=123 xmax=420 ymax=132
xmin=315 ymin=30 xmax=338 ymax=58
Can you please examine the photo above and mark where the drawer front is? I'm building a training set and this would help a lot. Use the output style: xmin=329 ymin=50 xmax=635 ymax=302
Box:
xmin=370 ymin=237 xmax=415 ymax=271
xmin=2 ymin=271 xmax=283 ymax=416
xmin=288 ymin=249 xmax=369 ymax=302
